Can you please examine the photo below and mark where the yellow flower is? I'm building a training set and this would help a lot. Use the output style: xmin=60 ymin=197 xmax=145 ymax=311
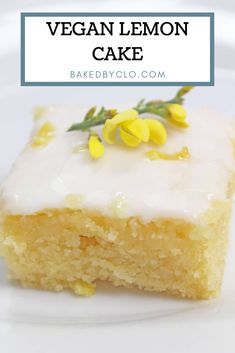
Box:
xmin=120 ymin=118 xmax=150 ymax=147
xmin=31 ymin=121 xmax=55 ymax=147
xmin=102 ymin=109 xmax=138 ymax=145
xmin=103 ymin=109 xmax=151 ymax=148
xmin=145 ymin=119 xmax=167 ymax=145
xmin=103 ymin=109 xmax=169 ymax=148
xmin=167 ymin=104 xmax=189 ymax=128
xmin=88 ymin=134 xmax=105 ymax=159
xmin=110 ymin=109 xmax=138 ymax=125
xmin=168 ymin=104 xmax=186 ymax=121
xmin=120 ymin=128 xmax=141 ymax=147
xmin=176 ymin=86 xmax=194 ymax=97
xmin=102 ymin=119 xmax=118 ymax=144
xmin=168 ymin=119 xmax=189 ymax=128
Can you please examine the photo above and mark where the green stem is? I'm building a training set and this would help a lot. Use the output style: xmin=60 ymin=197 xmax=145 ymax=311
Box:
xmin=67 ymin=117 xmax=106 ymax=132
xmin=133 ymin=97 xmax=182 ymax=117
xmin=67 ymin=86 xmax=193 ymax=132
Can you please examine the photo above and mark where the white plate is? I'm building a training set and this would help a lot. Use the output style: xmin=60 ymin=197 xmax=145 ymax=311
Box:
xmin=1 ymin=1 xmax=235 ymax=353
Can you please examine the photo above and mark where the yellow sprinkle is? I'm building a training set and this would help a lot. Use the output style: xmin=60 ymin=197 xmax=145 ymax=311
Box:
xmin=33 ymin=106 xmax=48 ymax=120
xmin=73 ymin=144 xmax=88 ymax=153
xmin=145 ymin=119 xmax=167 ymax=145
xmin=31 ymin=121 xmax=55 ymax=147
xmin=88 ymin=135 xmax=105 ymax=159
xmin=122 ymin=118 xmax=149 ymax=142
xmin=73 ymin=279 xmax=95 ymax=297
xmin=146 ymin=146 xmax=190 ymax=161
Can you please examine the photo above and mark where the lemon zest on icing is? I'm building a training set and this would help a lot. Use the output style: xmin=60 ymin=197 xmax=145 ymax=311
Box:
xmin=146 ymin=146 xmax=190 ymax=161
xmin=31 ymin=121 xmax=55 ymax=148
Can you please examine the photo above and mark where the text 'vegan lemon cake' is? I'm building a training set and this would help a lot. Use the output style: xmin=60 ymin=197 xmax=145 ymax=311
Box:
xmin=0 ymin=88 xmax=234 ymax=299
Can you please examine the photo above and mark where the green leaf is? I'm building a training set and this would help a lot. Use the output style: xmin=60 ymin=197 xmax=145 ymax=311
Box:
xmin=84 ymin=106 xmax=96 ymax=120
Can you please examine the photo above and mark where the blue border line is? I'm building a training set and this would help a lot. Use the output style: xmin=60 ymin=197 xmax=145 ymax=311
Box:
xmin=21 ymin=13 xmax=25 ymax=87
xmin=21 ymin=12 xmax=214 ymax=17
xmin=210 ymin=13 xmax=215 ymax=86
xmin=21 ymin=12 xmax=215 ymax=87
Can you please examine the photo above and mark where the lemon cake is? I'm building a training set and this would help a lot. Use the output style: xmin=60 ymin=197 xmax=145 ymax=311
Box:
xmin=0 ymin=97 xmax=234 ymax=299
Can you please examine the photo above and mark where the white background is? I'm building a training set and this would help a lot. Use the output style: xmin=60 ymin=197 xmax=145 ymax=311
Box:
xmin=24 ymin=15 xmax=211 ymax=83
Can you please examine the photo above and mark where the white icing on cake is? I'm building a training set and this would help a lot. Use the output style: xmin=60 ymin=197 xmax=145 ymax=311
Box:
xmin=1 ymin=107 xmax=234 ymax=222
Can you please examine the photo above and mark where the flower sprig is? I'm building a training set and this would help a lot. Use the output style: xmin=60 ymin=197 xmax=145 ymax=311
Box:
xmin=67 ymin=86 xmax=194 ymax=159
xmin=67 ymin=107 xmax=118 ymax=132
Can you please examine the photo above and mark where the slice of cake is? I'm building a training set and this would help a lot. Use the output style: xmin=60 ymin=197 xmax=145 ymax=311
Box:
xmin=0 ymin=90 xmax=234 ymax=299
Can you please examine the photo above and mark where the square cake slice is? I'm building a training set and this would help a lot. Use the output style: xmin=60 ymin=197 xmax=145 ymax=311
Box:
xmin=0 ymin=105 xmax=234 ymax=299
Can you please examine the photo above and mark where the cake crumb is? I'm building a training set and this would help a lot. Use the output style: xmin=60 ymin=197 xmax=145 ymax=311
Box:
xmin=3 ymin=237 xmax=26 ymax=255
xmin=171 ymin=248 xmax=182 ymax=256
xmin=107 ymin=232 xmax=117 ymax=242
xmin=55 ymin=284 xmax=63 ymax=291
xmin=193 ymin=271 xmax=201 ymax=279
